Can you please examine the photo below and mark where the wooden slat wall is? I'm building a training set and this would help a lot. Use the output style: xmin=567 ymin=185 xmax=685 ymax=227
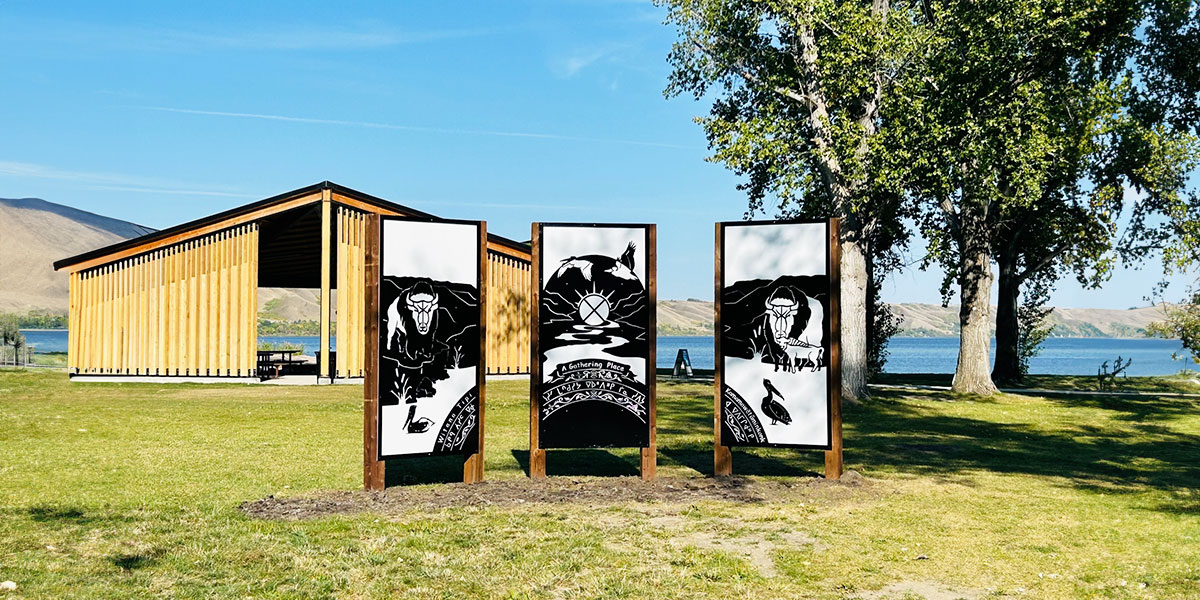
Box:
xmin=70 ymin=225 xmax=259 ymax=377
xmin=327 ymin=214 xmax=531 ymax=377
xmin=485 ymin=250 xmax=531 ymax=375
xmin=335 ymin=207 xmax=367 ymax=379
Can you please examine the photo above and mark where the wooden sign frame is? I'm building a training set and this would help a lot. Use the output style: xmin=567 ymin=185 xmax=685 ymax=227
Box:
xmin=713 ymin=218 xmax=842 ymax=479
xmin=529 ymin=222 xmax=657 ymax=480
xmin=363 ymin=214 xmax=486 ymax=490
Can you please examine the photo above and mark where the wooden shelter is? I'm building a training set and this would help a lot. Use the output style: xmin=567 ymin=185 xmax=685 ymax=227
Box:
xmin=53 ymin=182 xmax=532 ymax=381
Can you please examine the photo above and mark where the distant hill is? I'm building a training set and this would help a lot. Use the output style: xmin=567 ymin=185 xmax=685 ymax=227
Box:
xmin=890 ymin=303 xmax=1168 ymax=338
xmin=659 ymin=299 xmax=715 ymax=335
xmin=651 ymin=299 xmax=1168 ymax=338
xmin=0 ymin=197 xmax=320 ymax=320
xmin=0 ymin=197 xmax=156 ymax=313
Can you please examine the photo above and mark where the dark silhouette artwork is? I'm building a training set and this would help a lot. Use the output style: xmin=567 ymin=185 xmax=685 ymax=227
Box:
xmin=377 ymin=219 xmax=481 ymax=458
xmin=719 ymin=221 xmax=832 ymax=449
xmin=760 ymin=379 xmax=792 ymax=425
xmin=537 ymin=225 xmax=652 ymax=448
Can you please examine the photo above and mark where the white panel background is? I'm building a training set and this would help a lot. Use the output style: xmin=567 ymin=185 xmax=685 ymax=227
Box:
xmin=382 ymin=220 xmax=478 ymax=281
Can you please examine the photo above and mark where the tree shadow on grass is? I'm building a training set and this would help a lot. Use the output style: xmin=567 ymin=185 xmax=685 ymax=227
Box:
xmin=847 ymin=391 xmax=1200 ymax=514
xmin=25 ymin=505 xmax=120 ymax=526
xmin=660 ymin=446 xmax=823 ymax=478
xmin=1036 ymin=391 xmax=1200 ymax=425
xmin=509 ymin=448 xmax=641 ymax=477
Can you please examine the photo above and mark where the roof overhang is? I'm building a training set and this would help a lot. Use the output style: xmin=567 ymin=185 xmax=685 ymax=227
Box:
xmin=53 ymin=181 xmax=531 ymax=272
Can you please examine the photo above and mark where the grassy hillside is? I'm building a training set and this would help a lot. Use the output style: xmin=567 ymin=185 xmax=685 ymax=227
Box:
xmin=656 ymin=300 xmax=1171 ymax=338
xmin=0 ymin=197 xmax=155 ymax=313
xmin=1 ymin=369 xmax=1197 ymax=598
xmin=892 ymin=303 xmax=1169 ymax=338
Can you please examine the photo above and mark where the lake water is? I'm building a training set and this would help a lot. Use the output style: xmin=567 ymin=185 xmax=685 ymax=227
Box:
xmin=20 ymin=330 xmax=1195 ymax=376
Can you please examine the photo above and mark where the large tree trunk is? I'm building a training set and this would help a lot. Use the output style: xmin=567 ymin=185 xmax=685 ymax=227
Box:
xmin=841 ymin=236 xmax=870 ymax=402
xmin=991 ymin=249 xmax=1021 ymax=384
xmin=952 ymin=246 xmax=999 ymax=394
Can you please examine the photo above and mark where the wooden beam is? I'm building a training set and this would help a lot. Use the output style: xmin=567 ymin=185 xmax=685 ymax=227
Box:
xmin=714 ymin=223 xmax=732 ymax=476
xmin=484 ymin=241 xmax=530 ymax=262
xmin=319 ymin=191 xmax=332 ymax=381
xmin=198 ymin=237 xmax=209 ymax=375
xmin=641 ymin=225 xmax=657 ymax=482
xmin=528 ymin=223 xmax=546 ymax=479
xmin=463 ymin=222 xmax=488 ymax=484
xmin=248 ymin=225 xmax=260 ymax=377
xmin=337 ymin=209 xmax=347 ymax=379
xmin=352 ymin=212 xmax=364 ymax=377
xmin=825 ymin=218 xmax=844 ymax=480
xmin=134 ymin=256 xmax=143 ymax=375
xmin=363 ymin=214 xmax=386 ymax=490
xmin=219 ymin=232 xmax=229 ymax=376
xmin=157 ymin=250 xmax=167 ymax=375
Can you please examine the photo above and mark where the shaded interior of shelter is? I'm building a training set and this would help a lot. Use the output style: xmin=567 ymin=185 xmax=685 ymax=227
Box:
xmin=256 ymin=202 xmax=340 ymax=379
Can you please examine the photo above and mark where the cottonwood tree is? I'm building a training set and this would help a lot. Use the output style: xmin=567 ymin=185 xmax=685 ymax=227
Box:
xmin=904 ymin=0 xmax=1196 ymax=394
xmin=1132 ymin=0 xmax=1200 ymax=348
xmin=661 ymin=0 xmax=926 ymax=400
xmin=990 ymin=178 xmax=1114 ymax=384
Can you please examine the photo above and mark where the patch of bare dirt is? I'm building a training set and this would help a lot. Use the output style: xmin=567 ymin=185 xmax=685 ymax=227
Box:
xmin=669 ymin=523 xmax=825 ymax=577
xmin=856 ymin=581 xmax=986 ymax=600
xmin=239 ymin=472 xmax=870 ymax=521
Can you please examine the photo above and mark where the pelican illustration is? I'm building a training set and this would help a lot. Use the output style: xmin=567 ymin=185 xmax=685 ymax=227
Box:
xmin=761 ymin=378 xmax=792 ymax=426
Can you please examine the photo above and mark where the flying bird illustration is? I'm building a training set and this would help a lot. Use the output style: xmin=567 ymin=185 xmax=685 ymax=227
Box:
xmin=554 ymin=241 xmax=639 ymax=282
xmin=761 ymin=378 xmax=793 ymax=426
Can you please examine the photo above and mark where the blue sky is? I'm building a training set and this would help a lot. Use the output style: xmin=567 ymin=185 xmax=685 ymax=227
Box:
xmin=0 ymin=0 xmax=1190 ymax=309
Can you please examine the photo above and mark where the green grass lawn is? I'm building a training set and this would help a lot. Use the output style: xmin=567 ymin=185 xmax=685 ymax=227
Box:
xmin=1 ymin=369 xmax=1198 ymax=599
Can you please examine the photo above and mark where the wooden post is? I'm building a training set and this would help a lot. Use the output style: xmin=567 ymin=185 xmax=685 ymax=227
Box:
xmin=714 ymin=223 xmax=732 ymax=476
xmin=462 ymin=223 xmax=488 ymax=484
xmin=824 ymin=218 xmax=844 ymax=480
xmin=641 ymin=225 xmax=658 ymax=481
xmin=528 ymin=223 xmax=546 ymax=479
xmin=319 ymin=189 xmax=333 ymax=383
xmin=363 ymin=214 xmax=386 ymax=491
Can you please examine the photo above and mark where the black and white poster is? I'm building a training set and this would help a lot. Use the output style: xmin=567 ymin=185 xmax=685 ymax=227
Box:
xmin=536 ymin=224 xmax=653 ymax=448
xmin=378 ymin=218 xmax=482 ymax=458
xmin=719 ymin=220 xmax=833 ymax=449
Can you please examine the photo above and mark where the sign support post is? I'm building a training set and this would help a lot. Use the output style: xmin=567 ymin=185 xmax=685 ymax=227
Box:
xmin=714 ymin=222 xmax=732 ymax=476
xmin=462 ymin=223 xmax=488 ymax=484
xmin=363 ymin=214 xmax=386 ymax=491
xmin=528 ymin=223 xmax=547 ymax=479
xmin=824 ymin=218 xmax=843 ymax=480
xmin=640 ymin=225 xmax=657 ymax=481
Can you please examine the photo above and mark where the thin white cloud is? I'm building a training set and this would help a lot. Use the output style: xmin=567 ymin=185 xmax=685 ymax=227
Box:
xmin=3 ymin=17 xmax=497 ymax=53
xmin=0 ymin=160 xmax=257 ymax=198
xmin=82 ymin=185 xmax=256 ymax=198
xmin=551 ymin=42 xmax=636 ymax=78
xmin=137 ymin=106 xmax=699 ymax=150
xmin=140 ymin=25 xmax=491 ymax=51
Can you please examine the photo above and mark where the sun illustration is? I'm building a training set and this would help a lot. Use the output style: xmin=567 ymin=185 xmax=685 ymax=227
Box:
xmin=576 ymin=287 xmax=613 ymax=325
